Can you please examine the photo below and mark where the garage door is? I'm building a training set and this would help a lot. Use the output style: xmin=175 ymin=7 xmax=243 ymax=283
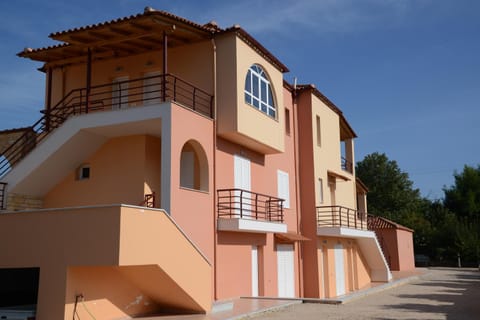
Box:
xmin=334 ymin=243 xmax=346 ymax=296
xmin=277 ymin=244 xmax=295 ymax=297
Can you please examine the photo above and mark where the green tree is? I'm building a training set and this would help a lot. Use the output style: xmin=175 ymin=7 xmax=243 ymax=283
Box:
xmin=443 ymin=165 xmax=480 ymax=265
xmin=356 ymin=152 xmax=422 ymax=224
xmin=444 ymin=165 xmax=480 ymax=221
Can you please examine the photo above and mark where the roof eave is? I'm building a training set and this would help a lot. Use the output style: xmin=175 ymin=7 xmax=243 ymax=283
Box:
xmin=219 ymin=26 xmax=289 ymax=73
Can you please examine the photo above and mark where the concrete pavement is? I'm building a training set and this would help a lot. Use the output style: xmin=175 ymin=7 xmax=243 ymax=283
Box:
xmin=247 ymin=268 xmax=480 ymax=320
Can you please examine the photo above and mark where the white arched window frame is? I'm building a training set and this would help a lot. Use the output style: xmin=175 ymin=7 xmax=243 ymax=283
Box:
xmin=244 ymin=65 xmax=276 ymax=118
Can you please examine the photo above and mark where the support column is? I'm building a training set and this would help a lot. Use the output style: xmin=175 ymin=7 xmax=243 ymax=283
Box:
xmin=85 ymin=48 xmax=92 ymax=113
xmin=46 ymin=68 xmax=52 ymax=132
xmin=162 ymin=31 xmax=168 ymax=102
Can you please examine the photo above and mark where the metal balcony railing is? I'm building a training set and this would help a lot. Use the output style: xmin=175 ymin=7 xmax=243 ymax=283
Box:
xmin=217 ymin=188 xmax=284 ymax=223
xmin=0 ymin=182 xmax=6 ymax=210
xmin=139 ymin=192 xmax=156 ymax=208
xmin=316 ymin=205 xmax=367 ymax=230
xmin=0 ymin=73 xmax=213 ymax=178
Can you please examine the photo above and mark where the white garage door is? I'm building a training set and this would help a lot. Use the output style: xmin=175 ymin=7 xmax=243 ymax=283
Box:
xmin=277 ymin=244 xmax=295 ymax=297
xmin=334 ymin=243 xmax=346 ymax=296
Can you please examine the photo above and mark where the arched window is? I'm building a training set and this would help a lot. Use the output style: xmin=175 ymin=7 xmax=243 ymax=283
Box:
xmin=244 ymin=64 xmax=276 ymax=118
xmin=180 ymin=140 xmax=209 ymax=191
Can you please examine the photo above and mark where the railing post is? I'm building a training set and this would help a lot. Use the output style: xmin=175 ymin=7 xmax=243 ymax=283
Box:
xmin=85 ymin=48 xmax=92 ymax=114
xmin=210 ymin=96 xmax=214 ymax=118
xmin=280 ymin=201 xmax=284 ymax=222
xmin=339 ymin=207 xmax=342 ymax=227
xmin=354 ymin=209 xmax=358 ymax=229
xmin=193 ymin=87 xmax=196 ymax=111
xmin=173 ymin=76 xmax=177 ymax=101
xmin=229 ymin=190 xmax=233 ymax=218
xmin=347 ymin=208 xmax=350 ymax=228
xmin=162 ymin=31 xmax=168 ymax=102
xmin=239 ymin=189 xmax=243 ymax=219
xmin=255 ymin=193 xmax=259 ymax=220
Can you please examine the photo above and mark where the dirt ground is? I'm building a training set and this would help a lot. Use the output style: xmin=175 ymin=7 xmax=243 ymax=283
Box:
xmin=247 ymin=268 xmax=480 ymax=320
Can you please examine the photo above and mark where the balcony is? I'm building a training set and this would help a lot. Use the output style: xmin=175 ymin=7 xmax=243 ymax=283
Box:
xmin=0 ymin=74 xmax=213 ymax=179
xmin=217 ymin=189 xmax=287 ymax=233
xmin=317 ymin=205 xmax=367 ymax=231
xmin=316 ymin=205 xmax=392 ymax=282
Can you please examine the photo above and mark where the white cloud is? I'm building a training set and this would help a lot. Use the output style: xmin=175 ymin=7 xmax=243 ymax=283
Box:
xmin=189 ymin=0 xmax=432 ymax=36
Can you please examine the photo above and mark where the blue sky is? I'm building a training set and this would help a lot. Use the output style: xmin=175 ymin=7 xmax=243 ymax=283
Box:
xmin=0 ymin=0 xmax=479 ymax=200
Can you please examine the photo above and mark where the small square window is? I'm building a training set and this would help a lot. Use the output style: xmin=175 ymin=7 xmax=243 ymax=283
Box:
xmin=77 ymin=164 xmax=90 ymax=180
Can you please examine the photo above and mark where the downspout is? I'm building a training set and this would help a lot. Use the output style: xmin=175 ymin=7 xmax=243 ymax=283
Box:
xmin=292 ymin=81 xmax=304 ymax=297
xmin=211 ymin=37 xmax=218 ymax=301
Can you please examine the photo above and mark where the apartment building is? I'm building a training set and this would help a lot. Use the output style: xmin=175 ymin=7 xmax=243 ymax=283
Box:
xmin=0 ymin=8 xmax=395 ymax=320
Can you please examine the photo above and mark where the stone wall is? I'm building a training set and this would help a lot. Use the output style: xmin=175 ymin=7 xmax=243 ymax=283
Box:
xmin=6 ymin=193 xmax=43 ymax=211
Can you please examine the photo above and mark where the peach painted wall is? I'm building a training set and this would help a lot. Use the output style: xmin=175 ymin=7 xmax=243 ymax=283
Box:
xmin=144 ymin=135 xmax=161 ymax=200
xmin=117 ymin=206 xmax=212 ymax=312
xmin=169 ymin=103 xmax=214 ymax=263
xmin=64 ymin=266 xmax=161 ymax=319
xmin=214 ymin=87 xmax=300 ymax=299
xmin=216 ymin=232 xmax=267 ymax=299
xmin=375 ymin=229 xmax=398 ymax=270
xmin=215 ymin=33 xmax=285 ymax=154
xmin=309 ymin=93 xmax=356 ymax=209
xmin=0 ymin=205 xmax=212 ymax=319
xmin=0 ymin=207 xmax=122 ymax=320
xmin=43 ymin=135 xmax=157 ymax=208
xmin=375 ymin=228 xmax=415 ymax=271
xmin=397 ymin=229 xmax=415 ymax=271
xmin=297 ymin=91 xmax=321 ymax=298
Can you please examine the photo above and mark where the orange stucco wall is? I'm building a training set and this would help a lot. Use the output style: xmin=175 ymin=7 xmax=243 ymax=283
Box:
xmin=396 ymin=229 xmax=415 ymax=271
xmin=0 ymin=205 xmax=212 ymax=320
xmin=43 ymin=135 xmax=161 ymax=208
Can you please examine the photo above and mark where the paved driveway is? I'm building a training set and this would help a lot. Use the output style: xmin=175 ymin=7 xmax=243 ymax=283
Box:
xmin=248 ymin=268 xmax=480 ymax=320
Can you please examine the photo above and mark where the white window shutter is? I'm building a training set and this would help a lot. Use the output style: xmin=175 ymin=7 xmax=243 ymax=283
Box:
xmin=277 ymin=170 xmax=290 ymax=209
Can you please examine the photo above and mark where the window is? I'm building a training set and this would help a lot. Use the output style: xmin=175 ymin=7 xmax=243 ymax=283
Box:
xmin=285 ymin=108 xmax=291 ymax=135
xmin=180 ymin=140 xmax=209 ymax=191
xmin=244 ymin=64 xmax=276 ymax=118
xmin=277 ymin=170 xmax=290 ymax=208
xmin=77 ymin=164 xmax=90 ymax=180
xmin=316 ymin=115 xmax=321 ymax=146
xmin=318 ymin=178 xmax=324 ymax=204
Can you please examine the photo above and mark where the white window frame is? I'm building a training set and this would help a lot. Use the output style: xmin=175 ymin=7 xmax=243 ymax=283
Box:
xmin=244 ymin=65 xmax=276 ymax=118
xmin=77 ymin=164 xmax=90 ymax=180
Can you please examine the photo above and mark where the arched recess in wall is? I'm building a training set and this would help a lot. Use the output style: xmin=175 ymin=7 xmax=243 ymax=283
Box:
xmin=179 ymin=139 xmax=209 ymax=191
